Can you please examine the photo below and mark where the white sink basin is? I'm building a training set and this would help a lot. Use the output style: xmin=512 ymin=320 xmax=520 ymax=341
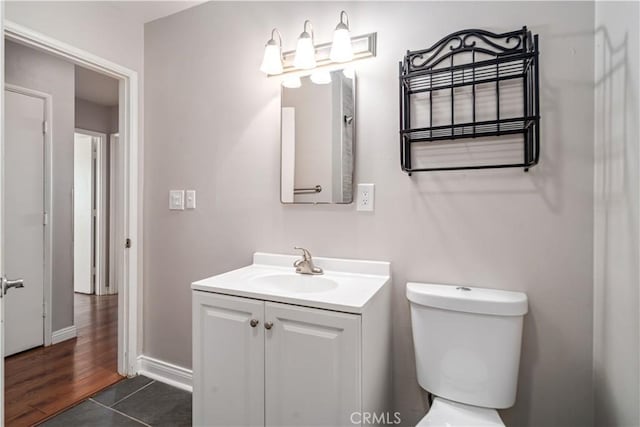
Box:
xmin=192 ymin=252 xmax=391 ymax=314
xmin=250 ymin=274 xmax=339 ymax=294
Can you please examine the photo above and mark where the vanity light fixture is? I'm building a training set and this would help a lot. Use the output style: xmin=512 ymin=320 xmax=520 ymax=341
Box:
xmin=293 ymin=20 xmax=316 ymax=69
xmin=330 ymin=11 xmax=353 ymax=62
xmin=310 ymin=70 xmax=332 ymax=84
xmin=261 ymin=13 xmax=376 ymax=77
xmin=260 ymin=28 xmax=284 ymax=75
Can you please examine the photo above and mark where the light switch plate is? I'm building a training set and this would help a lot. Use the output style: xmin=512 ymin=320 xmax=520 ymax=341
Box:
xmin=356 ymin=183 xmax=375 ymax=212
xmin=169 ymin=190 xmax=185 ymax=210
xmin=186 ymin=190 xmax=196 ymax=209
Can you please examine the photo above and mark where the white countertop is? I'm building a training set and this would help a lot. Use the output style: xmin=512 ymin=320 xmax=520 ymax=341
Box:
xmin=191 ymin=252 xmax=391 ymax=314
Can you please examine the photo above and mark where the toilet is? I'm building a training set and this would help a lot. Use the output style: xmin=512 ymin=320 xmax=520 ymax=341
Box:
xmin=406 ymin=282 xmax=528 ymax=426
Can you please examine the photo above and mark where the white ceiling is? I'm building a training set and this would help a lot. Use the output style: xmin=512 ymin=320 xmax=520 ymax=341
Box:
xmin=108 ymin=1 xmax=204 ymax=24
xmin=75 ymin=66 xmax=120 ymax=106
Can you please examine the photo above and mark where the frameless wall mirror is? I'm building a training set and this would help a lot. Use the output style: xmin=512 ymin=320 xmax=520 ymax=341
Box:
xmin=280 ymin=69 xmax=356 ymax=204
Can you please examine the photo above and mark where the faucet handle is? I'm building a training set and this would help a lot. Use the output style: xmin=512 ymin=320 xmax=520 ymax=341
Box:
xmin=293 ymin=247 xmax=312 ymax=260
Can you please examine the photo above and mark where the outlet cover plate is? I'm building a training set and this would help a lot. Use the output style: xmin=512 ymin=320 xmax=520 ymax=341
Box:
xmin=357 ymin=183 xmax=375 ymax=212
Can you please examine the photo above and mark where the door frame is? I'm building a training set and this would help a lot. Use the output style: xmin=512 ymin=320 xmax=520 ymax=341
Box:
xmin=3 ymin=20 xmax=141 ymax=376
xmin=74 ymin=129 xmax=107 ymax=297
xmin=108 ymin=133 xmax=119 ymax=297
xmin=4 ymin=84 xmax=53 ymax=347
xmin=1 ymin=7 xmax=5 ymax=422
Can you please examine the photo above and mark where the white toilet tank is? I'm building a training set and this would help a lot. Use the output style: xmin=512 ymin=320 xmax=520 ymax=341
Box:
xmin=407 ymin=282 xmax=528 ymax=409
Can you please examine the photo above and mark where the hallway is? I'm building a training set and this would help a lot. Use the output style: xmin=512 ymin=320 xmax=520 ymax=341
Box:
xmin=4 ymin=293 xmax=121 ymax=426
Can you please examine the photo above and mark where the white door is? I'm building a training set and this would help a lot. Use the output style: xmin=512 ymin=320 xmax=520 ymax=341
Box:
xmin=4 ymin=89 xmax=46 ymax=356
xmin=265 ymin=302 xmax=361 ymax=426
xmin=192 ymin=292 xmax=265 ymax=426
xmin=73 ymin=133 xmax=94 ymax=294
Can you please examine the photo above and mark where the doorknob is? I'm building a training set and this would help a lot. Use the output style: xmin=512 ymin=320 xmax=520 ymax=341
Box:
xmin=2 ymin=277 xmax=24 ymax=296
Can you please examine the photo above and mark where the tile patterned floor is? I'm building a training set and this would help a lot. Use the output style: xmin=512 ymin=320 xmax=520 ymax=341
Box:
xmin=39 ymin=376 xmax=192 ymax=426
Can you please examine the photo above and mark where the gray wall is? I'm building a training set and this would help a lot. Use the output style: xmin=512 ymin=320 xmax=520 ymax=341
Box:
xmin=593 ymin=2 xmax=640 ymax=426
xmin=75 ymin=97 xmax=118 ymax=134
xmin=5 ymin=40 xmax=75 ymax=331
xmin=144 ymin=2 xmax=595 ymax=426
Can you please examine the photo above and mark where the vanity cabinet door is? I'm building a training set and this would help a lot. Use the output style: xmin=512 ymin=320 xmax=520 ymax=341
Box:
xmin=264 ymin=302 xmax=361 ymax=426
xmin=193 ymin=292 xmax=265 ymax=426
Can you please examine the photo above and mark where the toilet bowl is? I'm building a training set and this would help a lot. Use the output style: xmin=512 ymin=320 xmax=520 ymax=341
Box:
xmin=417 ymin=397 xmax=504 ymax=427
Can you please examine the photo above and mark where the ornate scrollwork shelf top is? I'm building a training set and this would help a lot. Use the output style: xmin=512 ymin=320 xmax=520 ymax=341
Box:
xmin=406 ymin=27 xmax=533 ymax=72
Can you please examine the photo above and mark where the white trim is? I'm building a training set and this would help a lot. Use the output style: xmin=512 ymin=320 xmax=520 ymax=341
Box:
xmin=137 ymin=355 xmax=193 ymax=393
xmin=4 ymin=20 xmax=141 ymax=377
xmin=4 ymin=84 xmax=53 ymax=348
xmin=1 ymin=5 xmax=6 ymax=422
xmin=109 ymin=134 xmax=119 ymax=296
xmin=5 ymin=22 xmax=134 ymax=80
xmin=51 ymin=325 xmax=77 ymax=344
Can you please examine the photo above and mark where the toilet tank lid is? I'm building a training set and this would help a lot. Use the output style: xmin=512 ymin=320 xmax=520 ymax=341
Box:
xmin=406 ymin=282 xmax=528 ymax=316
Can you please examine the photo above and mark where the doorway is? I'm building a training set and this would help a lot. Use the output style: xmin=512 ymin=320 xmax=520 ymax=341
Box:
xmin=2 ymin=21 xmax=140 ymax=425
xmin=73 ymin=130 xmax=110 ymax=296
xmin=3 ymin=41 xmax=124 ymax=425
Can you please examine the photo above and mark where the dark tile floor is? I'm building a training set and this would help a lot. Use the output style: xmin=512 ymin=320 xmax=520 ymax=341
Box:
xmin=40 ymin=376 xmax=192 ymax=427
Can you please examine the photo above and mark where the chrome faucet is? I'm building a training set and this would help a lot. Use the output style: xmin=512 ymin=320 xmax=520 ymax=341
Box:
xmin=293 ymin=247 xmax=323 ymax=275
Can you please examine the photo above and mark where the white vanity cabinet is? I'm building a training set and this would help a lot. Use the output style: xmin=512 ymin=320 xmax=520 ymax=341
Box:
xmin=192 ymin=292 xmax=265 ymax=426
xmin=264 ymin=301 xmax=361 ymax=426
xmin=192 ymin=252 xmax=391 ymax=427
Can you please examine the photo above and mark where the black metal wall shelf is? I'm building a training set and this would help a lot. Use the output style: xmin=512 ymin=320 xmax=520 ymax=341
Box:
xmin=399 ymin=27 xmax=540 ymax=174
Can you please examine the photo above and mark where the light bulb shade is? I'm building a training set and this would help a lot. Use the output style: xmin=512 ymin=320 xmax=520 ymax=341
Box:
xmin=260 ymin=41 xmax=283 ymax=75
xmin=310 ymin=70 xmax=332 ymax=85
xmin=293 ymin=34 xmax=316 ymax=69
xmin=330 ymin=27 xmax=353 ymax=63
xmin=282 ymin=76 xmax=302 ymax=88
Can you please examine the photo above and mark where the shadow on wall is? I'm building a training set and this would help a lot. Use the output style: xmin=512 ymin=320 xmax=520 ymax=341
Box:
xmin=593 ymin=23 xmax=640 ymax=427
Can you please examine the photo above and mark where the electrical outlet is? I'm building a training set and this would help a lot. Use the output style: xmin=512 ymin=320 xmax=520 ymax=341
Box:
xmin=169 ymin=190 xmax=185 ymax=210
xmin=357 ymin=183 xmax=375 ymax=212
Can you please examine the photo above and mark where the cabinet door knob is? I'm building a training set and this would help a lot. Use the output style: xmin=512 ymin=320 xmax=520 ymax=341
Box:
xmin=250 ymin=319 xmax=259 ymax=328
xmin=264 ymin=321 xmax=273 ymax=330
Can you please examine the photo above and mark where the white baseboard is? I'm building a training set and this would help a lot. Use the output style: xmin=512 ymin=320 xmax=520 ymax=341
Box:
xmin=51 ymin=325 xmax=77 ymax=344
xmin=137 ymin=355 xmax=193 ymax=392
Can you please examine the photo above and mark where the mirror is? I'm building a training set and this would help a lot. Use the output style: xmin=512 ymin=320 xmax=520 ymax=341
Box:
xmin=280 ymin=69 xmax=355 ymax=204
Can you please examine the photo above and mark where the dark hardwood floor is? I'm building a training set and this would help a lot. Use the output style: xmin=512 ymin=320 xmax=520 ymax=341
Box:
xmin=5 ymin=293 xmax=123 ymax=426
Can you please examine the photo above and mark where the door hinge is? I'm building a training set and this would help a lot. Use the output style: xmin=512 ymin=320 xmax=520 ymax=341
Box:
xmin=43 ymin=301 xmax=47 ymax=318
xmin=42 ymin=120 xmax=48 ymax=134
xmin=125 ymin=238 xmax=132 ymax=249
xmin=43 ymin=211 xmax=49 ymax=226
